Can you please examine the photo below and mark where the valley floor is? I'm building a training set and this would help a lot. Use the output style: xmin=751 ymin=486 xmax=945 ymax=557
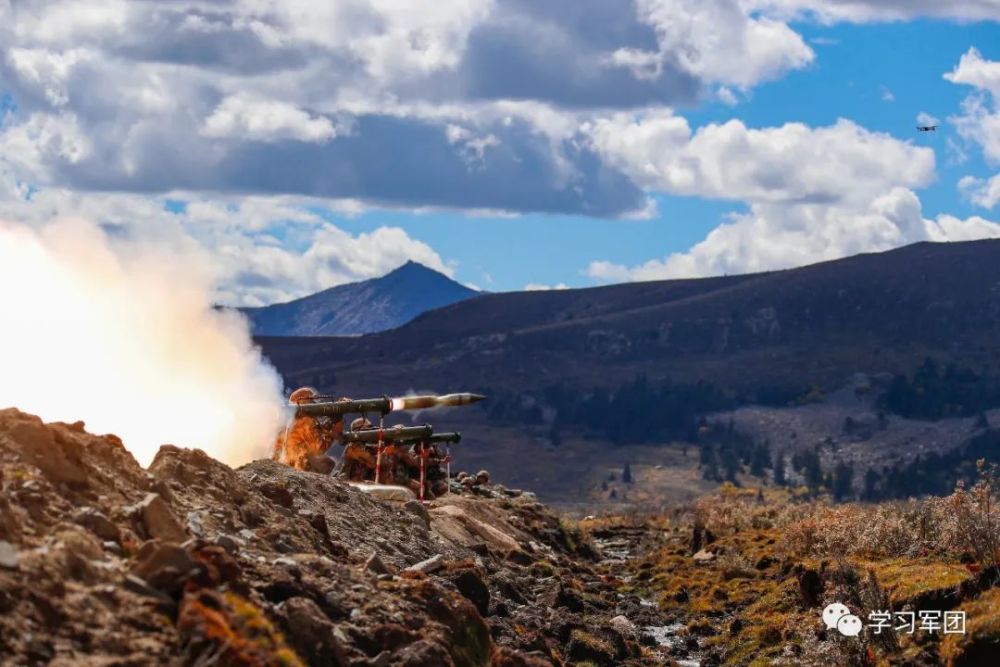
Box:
xmin=580 ymin=484 xmax=1000 ymax=667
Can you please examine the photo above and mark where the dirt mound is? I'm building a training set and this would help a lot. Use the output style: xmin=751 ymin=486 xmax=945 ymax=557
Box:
xmin=0 ymin=409 xmax=670 ymax=665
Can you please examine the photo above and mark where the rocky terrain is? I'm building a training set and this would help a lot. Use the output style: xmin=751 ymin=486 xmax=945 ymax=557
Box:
xmin=598 ymin=484 xmax=1000 ymax=667
xmin=0 ymin=408 xmax=678 ymax=666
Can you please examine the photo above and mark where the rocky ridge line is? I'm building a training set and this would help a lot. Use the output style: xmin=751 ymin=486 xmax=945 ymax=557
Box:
xmin=0 ymin=409 xmax=676 ymax=666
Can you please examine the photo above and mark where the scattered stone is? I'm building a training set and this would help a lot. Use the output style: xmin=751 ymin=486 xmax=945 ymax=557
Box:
xmin=505 ymin=548 xmax=533 ymax=566
xmin=404 ymin=500 xmax=431 ymax=528
xmin=121 ymin=574 xmax=173 ymax=604
xmin=185 ymin=511 xmax=204 ymax=537
xmin=73 ymin=507 xmax=121 ymax=543
xmin=0 ymin=411 xmax=675 ymax=666
xmin=405 ymin=554 xmax=444 ymax=575
xmin=544 ymin=581 xmax=585 ymax=612
xmin=214 ymin=534 xmax=240 ymax=555
xmin=279 ymin=596 xmax=349 ymax=666
xmin=273 ymin=556 xmax=299 ymax=572
xmin=302 ymin=511 xmax=330 ymax=539
xmin=364 ymin=552 xmax=391 ymax=575
xmin=0 ymin=541 xmax=19 ymax=569
xmin=131 ymin=543 xmax=197 ymax=593
xmin=150 ymin=478 xmax=176 ymax=505
xmin=609 ymin=615 xmax=637 ymax=640
xmin=443 ymin=566 xmax=490 ymax=616
xmin=258 ymin=481 xmax=295 ymax=508
xmin=692 ymin=549 xmax=716 ymax=563
xmin=128 ymin=493 xmax=187 ymax=543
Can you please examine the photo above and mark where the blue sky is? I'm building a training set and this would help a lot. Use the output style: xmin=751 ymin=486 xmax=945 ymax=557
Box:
xmin=2 ymin=1 xmax=1000 ymax=303
xmin=307 ymin=18 xmax=1000 ymax=292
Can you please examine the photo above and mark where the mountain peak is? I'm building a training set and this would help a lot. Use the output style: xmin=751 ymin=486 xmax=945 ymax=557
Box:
xmin=387 ymin=260 xmax=437 ymax=276
xmin=243 ymin=261 xmax=477 ymax=337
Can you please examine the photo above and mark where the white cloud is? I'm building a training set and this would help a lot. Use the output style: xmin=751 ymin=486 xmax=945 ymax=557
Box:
xmin=960 ymin=173 xmax=1000 ymax=209
xmin=945 ymin=47 xmax=1000 ymax=99
xmin=586 ymin=114 xmax=934 ymax=205
xmin=524 ymin=282 xmax=570 ymax=291
xmin=0 ymin=0 xmax=836 ymax=217
xmin=925 ymin=211 xmax=1000 ymax=241
xmin=748 ymin=1 xmax=1000 ymax=23
xmin=589 ymin=188 xmax=1000 ymax=281
xmin=6 ymin=47 xmax=92 ymax=107
xmin=583 ymin=113 xmax=980 ymax=281
xmin=201 ymin=94 xmax=339 ymax=143
xmin=881 ymin=87 xmax=894 ymax=102
xmin=1 ymin=0 xmax=999 ymax=302
xmin=917 ymin=112 xmax=940 ymax=127
xmin=946 ymin=48 xmax=1000 ymax=165
xmin=717 ymin=86 xmax=740 ymax=105
xmin=635 ymin=0 xmax=815 ymax=89
xmin=0 ymin=112 xmax=92 ymax=179
xmin=946 ymin=48 xmax=1000 ymax=212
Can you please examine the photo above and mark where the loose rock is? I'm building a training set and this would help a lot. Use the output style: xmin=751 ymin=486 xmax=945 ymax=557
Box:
xmin=128 ymin=493 xmax=187 ymax=543
xmin=364 ymin=552 xmax=392 ymax=575
xmin=0 ymin=541 xmax=19 ymax=570
xmin=405 ymin=554 xmax=444 ymax=575
xmin=73 ymin=507 xmax=121 ymax=543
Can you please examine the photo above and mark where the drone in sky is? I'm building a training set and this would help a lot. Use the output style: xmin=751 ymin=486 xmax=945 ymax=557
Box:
xmin=916 ymin=125 xmax=937 ymax=132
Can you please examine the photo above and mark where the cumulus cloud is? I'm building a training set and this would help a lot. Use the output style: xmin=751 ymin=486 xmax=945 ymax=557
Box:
xmin=201 ymin=94 xmax=339 ymax=143
xmin=946 ymin=49 xmax=1000 ymax=211
xmin=585 ymin=115 xmax=954 ymax=280
xmin=946 ymin=48 xmax=1000 ymax=165
xmin=589 ymin=189 xmax=1000 ymax=281
xmin=634 ymin=0 xmax=814 ymax=90
xmin=2 ymin=0 xmax=999 ymax=300
xmin=586 ymin=114 xmax=935 ymax=204
xmin=0 ymin=0 xmax=830 ymax=217
xmin=960 ymin=173 xmax=1000 ymax=209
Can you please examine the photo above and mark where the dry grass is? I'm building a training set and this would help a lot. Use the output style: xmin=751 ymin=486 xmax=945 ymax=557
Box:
xmin=606 ymin=464 xmax=1000 ymax=667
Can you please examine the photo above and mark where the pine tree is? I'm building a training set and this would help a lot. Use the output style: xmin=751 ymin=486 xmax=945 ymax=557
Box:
xmin=750 ymin=441 xmax=771 ymax=477
xmin=702 ymin=446 xmax=720 ymax=481
xmin=832 ymin=461 xmax=854 ymax=501
xmin=862 ymin=468 xmax=880 ymax=501
xmin=773 ymin=452 xmax=786 ymax=486
xmin=721 ymin=447 xmax=740 ymax=483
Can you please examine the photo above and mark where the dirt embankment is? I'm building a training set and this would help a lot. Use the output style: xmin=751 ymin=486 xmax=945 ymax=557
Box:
xmin=0 ymin=409 xmax=672 ymax=666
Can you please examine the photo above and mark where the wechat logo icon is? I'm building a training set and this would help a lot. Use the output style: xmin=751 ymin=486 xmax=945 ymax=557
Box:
xmin=823 ymin=602 xmax=863 ymax=637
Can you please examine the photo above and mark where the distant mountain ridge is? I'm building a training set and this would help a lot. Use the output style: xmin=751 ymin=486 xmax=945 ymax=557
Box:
xmin=242 ymin=261 xmax=479 ymax=336
xmin=259 ymin=239 xmax=1000 ymax=396
xmin=256 ymin=239 xmax=1000 ymax=503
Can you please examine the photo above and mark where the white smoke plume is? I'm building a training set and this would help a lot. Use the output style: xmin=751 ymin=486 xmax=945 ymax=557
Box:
xmin=0 ymin=218 xmax=286 ymax=467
